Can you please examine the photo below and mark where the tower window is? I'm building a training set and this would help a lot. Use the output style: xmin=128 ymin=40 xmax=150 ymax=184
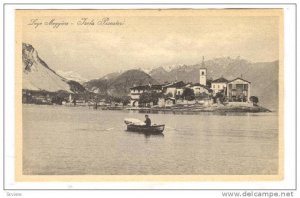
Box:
xmin=201 ymin=71 xmax=205 ymax=75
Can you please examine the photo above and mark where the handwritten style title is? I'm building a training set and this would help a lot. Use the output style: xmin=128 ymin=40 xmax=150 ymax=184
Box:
xmin=27 ymin=17 xmax=125 ymax=29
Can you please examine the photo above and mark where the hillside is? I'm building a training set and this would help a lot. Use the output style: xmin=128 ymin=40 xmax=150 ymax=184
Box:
xmin=84 ymin=69 xmax=159 ymax=96
xmin=22 ymin=43 xmax=72 ymax=92
xmin=22 ymin=43 xmax=86 ymax=94
xmin=108 ymin=70 xmax=159 ymax=96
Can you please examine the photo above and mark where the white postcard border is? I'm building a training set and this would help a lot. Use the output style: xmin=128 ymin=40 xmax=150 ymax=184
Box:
xmin=3 ymin=3 xmax=297 ymax=190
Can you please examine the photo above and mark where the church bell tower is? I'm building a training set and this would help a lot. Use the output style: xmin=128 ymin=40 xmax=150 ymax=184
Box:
xmin=199 ymin=68 xmax=207 ymax=86
xmin=199 ymin=56 xmax=207 ymax=86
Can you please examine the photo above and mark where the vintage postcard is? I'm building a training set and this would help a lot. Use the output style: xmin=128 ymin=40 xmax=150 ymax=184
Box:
xmin=15 ymin=9 xmax=284 ymax=182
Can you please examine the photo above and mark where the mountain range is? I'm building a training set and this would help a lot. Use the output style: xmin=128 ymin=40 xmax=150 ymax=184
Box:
xmin=22 ymin=43 xmax=278 ymax=110
xmin=147 ymin=58 xmax=279 ymax=110
xmin=84 ymin=58 xmax=278 ymax=110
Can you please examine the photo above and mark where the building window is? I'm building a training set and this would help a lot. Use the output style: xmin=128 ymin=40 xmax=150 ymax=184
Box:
xmin=201 ymin=71 xmax=205 ymax=75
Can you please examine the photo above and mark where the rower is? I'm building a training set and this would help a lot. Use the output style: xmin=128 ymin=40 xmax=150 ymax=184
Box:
xmin=144 ymin=115 xmax=151 ymax=127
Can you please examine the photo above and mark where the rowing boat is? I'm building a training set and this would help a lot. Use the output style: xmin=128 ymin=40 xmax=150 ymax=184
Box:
xmin=124 ymin=118 xmax=165 ymax=133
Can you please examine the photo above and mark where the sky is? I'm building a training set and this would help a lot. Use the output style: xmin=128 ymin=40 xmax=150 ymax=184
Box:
xmin=22 ymin=10 xmax=281 ymax=80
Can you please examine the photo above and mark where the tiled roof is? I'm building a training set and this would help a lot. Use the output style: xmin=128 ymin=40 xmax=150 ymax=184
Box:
xmin=191 ymin=83 xmax=211 ymax=90
xmin=228 ymin=77 xmax=251 ymax=84
xmin=212 ymin=77 xmax=229 ymax=83
xmin=163 ymin=81 xmax=186 ymax=88
xmin=130 ymin=84 xmax=162 ymax=90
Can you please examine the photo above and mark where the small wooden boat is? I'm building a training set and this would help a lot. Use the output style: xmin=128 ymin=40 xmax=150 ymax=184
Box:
xmin=126 ymin=124 xmax=165 ymax=133
xmin=124 ymin=118 xmax=165 ymax=134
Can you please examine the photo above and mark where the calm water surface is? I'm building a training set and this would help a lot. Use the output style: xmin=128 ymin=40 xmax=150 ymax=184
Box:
xmin=23 ymin=105 xmax=278 ymax=175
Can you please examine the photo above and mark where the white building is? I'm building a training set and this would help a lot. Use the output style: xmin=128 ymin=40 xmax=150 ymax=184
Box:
xmin=129 ymin=84 xmax=162 ymax=106
xmin=191 ymin=83 xmax=211 ymax=95
xmin=162 ymin=81 xmax=186 ymax=97
xmin=211 ymin=77 xmax=228 ymax=94
xmin=227 ymin=77 xmax=251 ymax=102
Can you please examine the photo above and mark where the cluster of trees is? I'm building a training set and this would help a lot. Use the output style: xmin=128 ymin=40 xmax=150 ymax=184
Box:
xmin=179 ymin=88 xmax=195 ymax=101
xmin=23 ymin=87 xmax=260 ymax=107
xmin=69 ymin=94 xmax=131 ymax=106
xmin=138 ymin=87 xmax=211 ymax=106
xmin=22 ymin=89 xmax=131 ymax=106
xmin=250 ymin=96 xmax=259 ymax=106
xmin=139 ymin=92 xmax=164 ymax=106
xmin=104 ymin=95 xmax=131 ymax=106
xmin=176 ymin=88 xmax=211 ymax=101
xmin=213 ymin=90 xmax=259 ymax=105
xmin=214 ymin=91 xmax=226 ymax=103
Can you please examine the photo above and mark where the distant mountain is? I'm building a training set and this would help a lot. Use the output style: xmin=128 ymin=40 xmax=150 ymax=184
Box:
xmin=84 ymin=69 xmax=159 ymax=97
xmin=148 ymin=67 xmax=172 ymax=83
xmin=85 ymin=57 xmax=278 ymax=109
xmin=22 ymin=43 xmax=86 ymax=93
xmin=107 ymin=69 xmax=159 ymax=96
xmin=83 ymin=79 xmax=110 ymax=94
xmin=148 ymin=57 xmax=279 ymax=110
xmin=56 ymin=70 xmax=87 ymax=84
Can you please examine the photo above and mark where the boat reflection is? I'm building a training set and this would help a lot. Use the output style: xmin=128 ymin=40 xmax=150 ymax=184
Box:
xmin=125 ymin=130 xmax=164 ymax=138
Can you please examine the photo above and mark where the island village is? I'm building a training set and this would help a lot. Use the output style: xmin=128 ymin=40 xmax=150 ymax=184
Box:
xmin=127 ymin=67 xmax=256 ymax=111
xmin=23 ymin=65 xmax=265 ymax=112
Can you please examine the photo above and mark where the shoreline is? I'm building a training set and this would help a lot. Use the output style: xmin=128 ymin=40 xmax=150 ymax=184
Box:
xmin=127 ymin=105 xmax=271 ymax=113
xmin=22 ymin=103 xmax=272 ymax=113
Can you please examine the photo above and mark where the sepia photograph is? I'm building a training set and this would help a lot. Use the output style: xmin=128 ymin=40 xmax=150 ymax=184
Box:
xmin=15 ymin=9 xmax=284 ymax=180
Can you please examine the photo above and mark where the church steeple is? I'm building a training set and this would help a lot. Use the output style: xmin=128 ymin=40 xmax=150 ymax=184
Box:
xmin=199 ymin=56 xmax=207 ymax=86
xmin=201 ymin=56 xmax=205 ymax=67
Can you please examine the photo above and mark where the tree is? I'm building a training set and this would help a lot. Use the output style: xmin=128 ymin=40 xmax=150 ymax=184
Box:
xmin=250 ymin=96 xmax=259 ymax=106
xmin=121 ymin=96 xmax=131 ymax=106
xmin=181 ymin=88 xmax=195 ymax=101
xmin=165 ymin=92 xmax=173 ymax=98
xmin=139 ymin=91 xmax=163 ymax=106
xmin=195 ymin=92 xmax=209 ymax=100
xmin=214 ymin=91 xmax=226 ymax=104
xmin=51 ymin=90 xmax=69 ymax=105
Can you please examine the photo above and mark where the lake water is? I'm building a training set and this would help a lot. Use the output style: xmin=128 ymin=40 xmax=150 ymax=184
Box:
xmin=22 ymin=104 xmax=278 ymax=175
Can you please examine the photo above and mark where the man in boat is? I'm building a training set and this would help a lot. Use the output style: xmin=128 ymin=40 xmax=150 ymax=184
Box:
xmin=144 ymin=115 xmax=151 ymax=127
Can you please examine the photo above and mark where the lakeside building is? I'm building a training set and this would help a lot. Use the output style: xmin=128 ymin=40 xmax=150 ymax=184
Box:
xmin=128 ymin=66 xmax=252 ymax=106
xmin=189 ymin=83 xmax=211 ymax=96
xmin=227 ymin=77 xmax=251 ymax=102
xmin=211 ymin=77 xmax=229 ymax=95
xmin=158 ymin=97 xmax=176 ymax=107
xmin=129 ymin=84 xmax=163 ymax=106
xmin=162 ymin=81 xmax=186 ymax=97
